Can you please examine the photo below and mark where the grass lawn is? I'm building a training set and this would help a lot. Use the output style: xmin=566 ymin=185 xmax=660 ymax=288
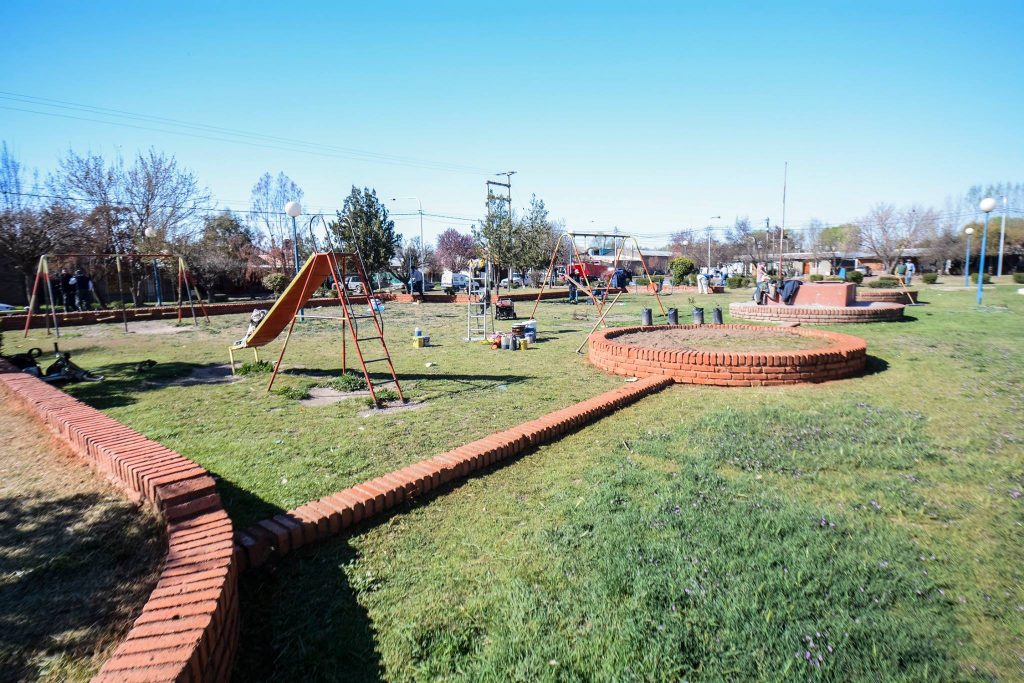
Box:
xmin=9 ymin=282 xmax=1023 ymax=680
xmin=0 ymin=399 xmax=164 ymax=681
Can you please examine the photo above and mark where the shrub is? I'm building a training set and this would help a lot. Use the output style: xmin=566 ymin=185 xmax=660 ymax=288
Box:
xmin=108 ymin=301 xmax=126 ymax=309
xmin=844 ymin=270 xmax=864 ymax=283
xmin=866 ymin=277 xmax=900 ymax=289
xmin=273 ymin=385 xmax=309 ymax=400
xmin=741 ymin=276 xmax=752 ymax=287
xmin=319 ymin=371 xmax=367 ymax=392
xmin=669 ymin=257 xmax=696 ymax=285
xmin=808 ymin=274 xmax=824 ymax=282
xmin=1013 ymin=272 xmax=1024 ymax=284
xmin=262 ymin=273 xmax=290 ymax=296
xmin=969 ymin=272 xmax=991 ymax=284
xmin=726 ymin=275 xmax=744 ymax=289
xmin=921 ymin=273 xmax=939 ymax=284
xmin=237 ymin=359 xmax=273 ymax=375
xmin=366 ymin=387 xmax=399 ymax=407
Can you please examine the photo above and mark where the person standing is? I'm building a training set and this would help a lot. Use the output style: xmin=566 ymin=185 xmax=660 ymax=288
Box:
xmin=57 ymin=268 xmax=74 ymax=310
xmin=903 ymin=259 xmax=916 ymax=285
xmin=756 ymin=262 xmax=768 ymax=283
xmin=696 ymin=271 xmax=709 ymax=294
xmin=69 ymin=268 xmax=93 ymax=311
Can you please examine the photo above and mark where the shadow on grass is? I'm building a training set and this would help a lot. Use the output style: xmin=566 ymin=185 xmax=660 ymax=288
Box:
xmin=65 ymin=361 xmax=230 ymax=409
xmin=0 ymin=491 xmax=164 ymax=680
xmin=862 ymin=354 xmax=890 ymax=377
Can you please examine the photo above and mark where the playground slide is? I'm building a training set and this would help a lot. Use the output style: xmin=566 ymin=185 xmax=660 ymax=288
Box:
xmin=235 ymin=254 xmax=337 ymax=349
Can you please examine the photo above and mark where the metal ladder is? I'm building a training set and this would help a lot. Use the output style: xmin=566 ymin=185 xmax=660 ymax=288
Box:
xmin=328 ymin=252 xmax=405 ymax=405
xmin=465 ymin=275 xmax=491 ymax=341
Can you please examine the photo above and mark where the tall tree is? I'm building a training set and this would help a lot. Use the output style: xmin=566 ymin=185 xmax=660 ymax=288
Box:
xmin=329 ymin=186 xmax=401 ymax=280
xmin=817 ymin=223 xmax=861 ymax=273
xmin=123 ymin=149 xmax=210 ymax=244
xmin=473 ymin=189 xmax=517 ymax=289
xmin=858 ymin=204 xmax=937 ymax=273
xmin=249 ymin=171 xmax=303 ymax=264
xmin=435 ymin=228 xmax=477 ymax=274
xmin=184 ymin=211 xmax=261 ymax=299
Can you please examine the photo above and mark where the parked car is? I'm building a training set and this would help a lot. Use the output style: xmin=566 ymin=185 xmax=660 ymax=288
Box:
xmin=499 ymin=274 xmax=524 ymax=288
xmin=442 ymin=271 xmax=471 ymax=292
xmin=343 ymin=276 xmax=363 ymax=294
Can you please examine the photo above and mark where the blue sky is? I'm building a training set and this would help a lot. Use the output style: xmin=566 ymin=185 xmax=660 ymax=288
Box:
xmin=2 ymin=1 xmax=1022 ymax=245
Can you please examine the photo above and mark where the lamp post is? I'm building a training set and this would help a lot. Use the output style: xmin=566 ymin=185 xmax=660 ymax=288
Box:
xmin=391 ymin=197 xmax=423 ymax=291
xmin=285 ymin=201 xmax=302 ymax=275
xmin=707 ymin=216 xmax=720 ymax=273
xmin=963 ymin=227 xmax=974 ymax=288
xmin=997 ymin=195 xmax=1007 ymax=277
xmin=284 ymin=201 xmax=302 ymax=319
xmin=976 ymin=197 xmax=996 ymax=305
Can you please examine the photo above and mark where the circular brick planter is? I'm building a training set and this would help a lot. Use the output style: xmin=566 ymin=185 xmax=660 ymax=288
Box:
xmin=588 ymin=324 xmax=867 ymax=386
xmin=857 ymin=288 xmax=918 ymax=304
xmin=728 ymin=301 xmax=904 ymax=324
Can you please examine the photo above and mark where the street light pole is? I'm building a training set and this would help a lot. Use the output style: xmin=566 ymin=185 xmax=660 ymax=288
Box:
xmin=285 ymin=201 xmax=303 ymax=319
xmin=964 ymin=227 xmax=974 ymax=288
xmin=707 ymin=216 xmax=720 ymax=273
xmin=977 ymin=198 xmax=996 ymax=305
xmin=391 ymin=197 xmax=424 ymax=291
xmin=997 ymin=195 xmax=1007 ymax=277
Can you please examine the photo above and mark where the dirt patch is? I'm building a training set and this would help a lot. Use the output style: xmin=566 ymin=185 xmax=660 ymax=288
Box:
xmin=613 ymin=327 xmax=832 ymax=352
xmin=165 ymin=364 xmax=239 ymax=387
xmin=0 ymin=399 xmax=164 ymax=681
xmin=299 ymin=387 xmax=370 ymax=407
xmin=358 ymin=399 xmax=426 ymax=417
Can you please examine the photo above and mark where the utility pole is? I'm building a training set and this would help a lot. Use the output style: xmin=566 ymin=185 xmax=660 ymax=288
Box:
xmin=764 ymin=217 xmax=771 ymax=269
xmin=780 ymin=161 xmax=788 ymax=278
xmin=487 ymin=171 xmax=516 ymax=290
xmin=997 ymin=195 xmax=1007 ymax=277
xmin=707 ymin=216 xmax=721 ymax=272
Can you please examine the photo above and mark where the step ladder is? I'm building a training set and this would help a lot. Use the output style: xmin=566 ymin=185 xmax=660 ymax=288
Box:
xmin=465 ymin=275 xmax=492 ymax=341
xmin=329 ymin=252 xmax=405 ymax=405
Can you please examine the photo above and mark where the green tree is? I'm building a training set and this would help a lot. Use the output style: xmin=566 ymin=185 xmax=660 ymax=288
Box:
xmin=473 ymin=190 xmax=517 ymax=290
xmin=329 ymin=187 xmax=401 ymax=280
xmin=669 ymin=257 xmax=695 ymax=285
xmin=185 ymin=211 xmax=259 ymax=299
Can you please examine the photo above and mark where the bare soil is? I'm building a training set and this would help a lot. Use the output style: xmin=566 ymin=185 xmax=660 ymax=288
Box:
xmin=613 ymin=327 xmax=831 ymax=352
xmin=0 ymin=400 xmax=164 ymax=681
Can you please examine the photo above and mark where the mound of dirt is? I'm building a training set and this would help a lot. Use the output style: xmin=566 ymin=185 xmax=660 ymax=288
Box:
xmin=613 ymin=327 xmax=831 ymax=352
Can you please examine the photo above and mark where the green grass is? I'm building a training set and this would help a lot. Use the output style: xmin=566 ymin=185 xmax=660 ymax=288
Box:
xmin=13 ymin=285 xmax=1024 ymax=680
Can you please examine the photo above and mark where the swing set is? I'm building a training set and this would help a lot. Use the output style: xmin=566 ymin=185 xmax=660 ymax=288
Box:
xmin=23 ymin=253 xmax=210 ymax=338
xmin=529 ymin=231 xmax=667 ymax=325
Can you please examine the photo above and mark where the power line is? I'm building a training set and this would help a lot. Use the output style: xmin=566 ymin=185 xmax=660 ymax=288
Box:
xmin=0 ymin=91 xmax=497 ymax=176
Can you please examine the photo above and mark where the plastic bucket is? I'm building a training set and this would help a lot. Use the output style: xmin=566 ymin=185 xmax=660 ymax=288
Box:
xmin=711 ymin=306 xmax=723 ymax=324
xmin=667 ymin=308 xmax=678 ymax=325
xmin=692 ymin=307 xmax=705 ymax=325
xmin=641 ymin=308 xmax=653 ymax=326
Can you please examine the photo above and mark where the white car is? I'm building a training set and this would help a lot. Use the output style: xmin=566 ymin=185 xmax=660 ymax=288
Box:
xmin=441 ymin=271 xmax=470 ymax=291
xmin=499 ymin=274 xmax=524 ymax=288
xmin=343 ymin=276 xmax=363 ymax=293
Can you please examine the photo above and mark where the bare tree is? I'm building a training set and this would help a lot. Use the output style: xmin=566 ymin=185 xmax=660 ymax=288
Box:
xmin=123 ymin=149 xmax=210 ymax=244
xmin=249 ymin=172 xmax=302 ymax=263
xmin=858 ymin=204 xmax=937 ymax=273
xmin=435 ymin=228 xmax=477 ymax=274
xmin=49 ymin=149 xmax=125 ymax=253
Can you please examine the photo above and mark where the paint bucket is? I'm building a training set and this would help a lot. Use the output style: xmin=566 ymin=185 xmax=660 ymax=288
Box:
xmin=525 ymin=331 xmax=536 ymax=344
xmin=500 ymin=335 xmax=510 ymax=350
xmin=518 ymin=338 xmax=529 ymax=350
xmin=667 ymin=307 xmax=678 ymax=325
xmin=524 ymin=319 xmax=538 ymax=335
xmin=511 ymin=323 xmax=526 ymax=337
xmin=414 ymin=327 xmax=422 ymax=337
xmin=692 ymin=307 xmax=705 ymax=325
xmin=712 ymin=306 xmax=723 ymax=324
xmin=641 ymin=308 xmax=653 ymax=326
xmin=370 ymin=298 xmax=384 ymax=312
xmin=412 ymin=336 xmax=426 ymax=348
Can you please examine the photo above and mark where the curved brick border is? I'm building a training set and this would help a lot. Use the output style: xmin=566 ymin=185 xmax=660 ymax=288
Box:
xmin=856 ymin=288 xmax=918 ymax=304
xmin=0 ymin=361 xmax=238 ymax=682
xmin=588 ymin=324 xmax=867 ymax=386
xmin=728 ymin=301 xmax=904 ymax=324
xmin=234 ymin=375 xmax=674 ymax=570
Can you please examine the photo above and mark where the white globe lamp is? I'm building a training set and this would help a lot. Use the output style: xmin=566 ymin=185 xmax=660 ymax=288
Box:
xmin=979 ymin=197 xmax=997 ymax=214
xmin=284 ymin=201 xmax=302 ymax=218
xmin=144 ymin=227 xmax=156 ymax=238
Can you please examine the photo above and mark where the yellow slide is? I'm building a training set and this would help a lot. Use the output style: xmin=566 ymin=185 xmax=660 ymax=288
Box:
xmin=233 ymin=253 xmax=337 ymax=350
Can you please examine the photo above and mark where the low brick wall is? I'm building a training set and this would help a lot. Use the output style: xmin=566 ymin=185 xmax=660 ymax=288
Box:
xmin=588 ymin=324 xmax=867 ymax=386
xmin=856 ymin=288 xmax=918 ymax=304
xmin=729 ymin=301 xmax=904 ymax=324
xmin=234 ymin=375 xmax=674 ymax=570
xmin=0 ymin=362 xmax=238 ymax=682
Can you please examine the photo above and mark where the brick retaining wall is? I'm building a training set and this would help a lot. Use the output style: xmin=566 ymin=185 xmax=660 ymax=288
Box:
xmin=728 ymin=301 xmax=904 ymax=324
xmin=588 ymin=324 xmax=867 ymax=386
xmin=856 ymin=288 xmax=919 ymax=304
xmin=0 ymin=362 xmax=238 ymax=682
xmin=233 ymin=374 xmax=674 ymax=570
